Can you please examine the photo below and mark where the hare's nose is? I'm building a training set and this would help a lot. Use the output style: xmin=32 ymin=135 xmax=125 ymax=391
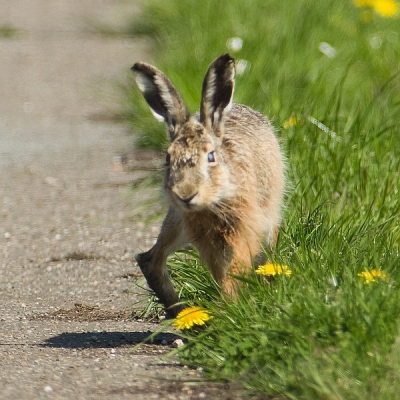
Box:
xmin=176 ymin=192 xmax=197 ymax=205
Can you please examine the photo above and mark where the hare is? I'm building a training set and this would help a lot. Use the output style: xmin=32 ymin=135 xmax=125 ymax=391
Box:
xmin=132 ymin=54 xmax=285 ymax=318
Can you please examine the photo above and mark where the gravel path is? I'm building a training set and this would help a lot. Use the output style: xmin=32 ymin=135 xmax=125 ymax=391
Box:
xmin=0 ymin=2 xmax=240 ymax=399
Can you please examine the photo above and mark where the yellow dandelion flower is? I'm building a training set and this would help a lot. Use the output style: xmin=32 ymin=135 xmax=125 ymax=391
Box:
xmin=172 ymin=306 xmax=212 ymax=330
xmin=256 ymin=263 xmax=292 ymax=276
xmin=283 ymin=115 xmax=299 ymax=129
xmin=372 ymin=0 xmax=398 ymax=17
xmin=358 ymin=269 xmax=389 ymax=284
xmin=353 ymin=0 xmax=399 ymax=17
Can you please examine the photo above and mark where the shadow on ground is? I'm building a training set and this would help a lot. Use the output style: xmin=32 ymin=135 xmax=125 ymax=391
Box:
xmin=41 ymin=330 xmax=180 ymax=349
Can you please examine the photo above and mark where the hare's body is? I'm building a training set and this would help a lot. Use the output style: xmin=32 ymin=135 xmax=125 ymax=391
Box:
xmin=133 ymin=55 xmax=285 ymax=317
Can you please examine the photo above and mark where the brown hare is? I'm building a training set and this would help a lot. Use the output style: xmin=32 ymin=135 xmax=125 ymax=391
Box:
xmin=132 ymin=54 xmax=285 ymax=318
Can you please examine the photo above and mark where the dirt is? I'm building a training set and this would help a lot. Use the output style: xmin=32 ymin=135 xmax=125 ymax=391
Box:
xmin=0 ymin=1 xmax=254 ymax=399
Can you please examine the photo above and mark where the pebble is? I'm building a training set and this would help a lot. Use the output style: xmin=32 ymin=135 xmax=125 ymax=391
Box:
xmin=44 ymin=176 xmax=59 ymax=187
xmin=171 ymin=339 xmax=184 ymax=348
xmin=44 ymin=385 xmax=53 ymax=393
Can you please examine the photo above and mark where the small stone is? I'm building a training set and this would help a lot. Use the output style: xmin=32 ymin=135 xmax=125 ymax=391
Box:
xmin=44 ymin=385 xmax=53 ymax=393
xmin=4 ymin=232 xmax=11 ymax=239
xmin=161 ymin=340 xmax=167 ymax=345
xmin=199 ymin=393 xmax=206 ymax=399
xmin=45 ymin=176 xmax=59 ymax=187
xmin=171 ymin=339 xmax=184 ymax=348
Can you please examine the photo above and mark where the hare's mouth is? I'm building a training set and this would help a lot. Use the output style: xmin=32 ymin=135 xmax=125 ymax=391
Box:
xmin=172 ymin=192 xmax=199 ymax=210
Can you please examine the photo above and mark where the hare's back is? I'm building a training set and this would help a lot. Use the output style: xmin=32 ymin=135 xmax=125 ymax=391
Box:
xmin=225 ymin=104 xmax=284 ymax=227
xmin=224 ymin=103 xmax=284 ymax=196
xmin=224 ymin=104 xmax=279 ymax=153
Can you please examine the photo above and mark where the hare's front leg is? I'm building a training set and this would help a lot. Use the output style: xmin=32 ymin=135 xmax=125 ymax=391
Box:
xmin=135 ymin=207 xmax=188 ymax=318
xmin=203 ymin=232 xmax=272 ymax=298
xmin=197 ymin=240 xmax=245 ymax=298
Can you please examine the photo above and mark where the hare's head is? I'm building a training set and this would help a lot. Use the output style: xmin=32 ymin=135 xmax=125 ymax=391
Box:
xmin=132 ymin=54 xmax=237 ymax=211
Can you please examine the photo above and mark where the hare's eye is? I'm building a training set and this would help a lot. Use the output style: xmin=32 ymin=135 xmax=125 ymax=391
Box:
xmin=165 ymin=153 xmax=171 ymax=166
xmin=207 ymin=151 xmax=216 ymax=163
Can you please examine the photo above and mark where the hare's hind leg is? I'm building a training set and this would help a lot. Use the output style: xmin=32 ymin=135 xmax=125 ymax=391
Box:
xmin=135 ymin=207 xmax=188 ymax=318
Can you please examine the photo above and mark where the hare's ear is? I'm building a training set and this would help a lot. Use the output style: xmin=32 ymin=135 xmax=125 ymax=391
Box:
xmin=200 ymin=54 xmax=235 ymax=137
xmin=132 ymin=62 xmax=190 ymax=141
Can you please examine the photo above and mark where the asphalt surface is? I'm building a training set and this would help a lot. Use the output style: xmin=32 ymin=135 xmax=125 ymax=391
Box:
xmin=0 ymin=2 xmax=267 ymax=398
xmin=0 ymin=1 xmax=221 ymax=399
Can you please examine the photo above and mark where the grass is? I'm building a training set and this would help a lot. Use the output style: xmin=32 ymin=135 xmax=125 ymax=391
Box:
xmin=125 ymin=0 xmax=400 ymax=398
xmin=173 ymin=214 xmax=400 ymax=398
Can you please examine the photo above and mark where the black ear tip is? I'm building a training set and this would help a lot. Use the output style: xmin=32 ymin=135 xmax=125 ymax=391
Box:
xmin=131 ymin=62 xmax=158 ymax=78
xmin=222 ymin=53 xmax=234 ymax=60
xmin=131 ymin=63 xmax=142 ymax=72
xmin=218 ymin=53 xmax=235 ymax=64
xmin=211 ymin=54 xmax=235 ymax=70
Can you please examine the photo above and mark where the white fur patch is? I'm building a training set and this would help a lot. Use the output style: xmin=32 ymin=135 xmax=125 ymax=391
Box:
xmin=135 ymin=74 xmax=165 ymax=122
xmin=135 ymin=73 xmax=152 ymax=93
xmin=154 ymin=75 xmax=175 ymax=115
xmin=204 ymin=67 xmax=234 ymax=127
xmin=205 ymin=70 xmax=217 ymax=104
xmin=149 ymin=108 xmax=165 ymax=122
xmin=135 ymin=73 xmax=175 ymax=123
xmin=223 ymin=94 xmax=234 ymax=116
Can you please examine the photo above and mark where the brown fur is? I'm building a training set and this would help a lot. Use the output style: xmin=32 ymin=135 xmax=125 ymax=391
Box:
xmin=132 ymin=54 xmax=285 ymax=317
